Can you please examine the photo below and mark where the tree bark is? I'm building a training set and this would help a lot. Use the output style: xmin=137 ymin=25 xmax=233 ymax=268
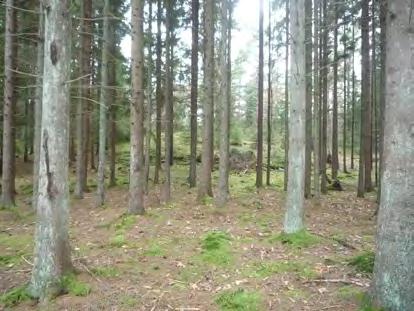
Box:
xmin=313 ymin=0 xmax=320 ymax=199
xmin=283 ymin=0 xmax=290 ymax=192
xmin=30 ymin=0 xmax=72 ymax=300
xmin=320 ymin=0 xmax=328 ymax=194
xmin=343 ymin=23 xmax=348 ymax=174
xmin=217 ymin=0 xmax=230 ymax=207
xmin=74 ymin=0 xmax=92 ymax=199
xmin=129 ymin=0 xmax=145 ymax=215
xmin=373 ymin=1 xmax=414 ymax=308
xmin=197 ymin=0 xmax=214 ymax=200
xmin=189 ymin=0 xmax=199 ymax=188
xmin=256 ymin=0 xmax=264 ymax=188
xmin=266 ymin=0 xmax=272 ymax=187
xmin=351 ymin=16 xmax=356 ymax=170
xmin=154 ymin=0 xmax=162 ymax=184
xmin=284 ymin=0 xmax=306 ymax=233
xmin=96 ymin=0 xmax=110 ymax=207
xmin=332 ymin=0 xmax=339 ymax=180
xmin=108 ymin=15 xmax=117 ymax=188
xmin=2 ymin=0 xmax=17 ymax=207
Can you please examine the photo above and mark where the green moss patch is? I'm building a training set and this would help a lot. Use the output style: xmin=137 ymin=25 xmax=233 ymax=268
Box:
xmin=200 ymin=231 xmax=233 ymax=266
xmin=246 ymin=260 xmax=316 ymax=279
xmin=215 ymin=289 xmax=263 ymax=311
xmin=61 ymin=274 xmax=91 ymax=296
xmin=348 ymin=251 xmax=375 ymax=274
xmin=269 ymin=230 xmax=321 ymax=249
xmin=0 ymin=285 xmax=31 ymax=307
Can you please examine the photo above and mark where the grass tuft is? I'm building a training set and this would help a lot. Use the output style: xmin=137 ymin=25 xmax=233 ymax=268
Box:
xmin=215 ymin=289 xmax=263 ymax=311
xmin=348 ymin=251 xmax=375 ymax=274
xmin=144 ymin=242 xmax=165 ymax=257
xmin=109 ymin=233 xmax=126 ymax=247
xmin=91 ymin=266 xmax=120 ymax=278
xmin=269 ymin=230 xmax=320 ymax=249
xmin=200 ymin=231 xmax=233 ymax=266
xmin=0 ymin=285 xmax=31 ymax=307
xmin=61 ymin=274 xmax=91 ymax=296
xmin=114 ymin=214 xmax=137 ymax=231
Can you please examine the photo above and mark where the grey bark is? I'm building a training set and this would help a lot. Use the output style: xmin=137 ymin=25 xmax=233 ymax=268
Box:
xmin=266 ymin=0 xmax=272 ymax=187
xmin=197 ymin=0 xmax=214 ymax=199
xmin=343 ymin=22 xmax=348 ymax=174
xmin=373 ymin=1 xmax=414 ymax=309
xmin=129 ymin=0 xmax=145 ymax=215
xmin=320 ymin=0 xmax=328 ymax=194
xmin=30 ymin=0 xmax=72 ymax=300
xmin=154 ymin=0 xmax=162 ymax=184
xmin=283 ymin=0 xmax=290 ymax=192
xmin=256 ymin=0 xmax=264 ymax=188
xmin=189 ymin=0 xmax=199 ymax=188
xmin=96 ymin=0 xmax=111 ymax=207
xmin=284 ymin=0 xmax=306 ymax=233
xmin=313 ymin=0 xmax=320 ymax=199
xmin=2 ymin=0 xmax=16 ymax=207
xmin=332 ymin=1 xmax=339 ymax=180
xmin=108 ymin=16 xmax=117 ymax=188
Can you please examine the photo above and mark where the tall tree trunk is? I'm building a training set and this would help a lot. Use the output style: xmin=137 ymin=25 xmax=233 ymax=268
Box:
xmin=74 ymin=0 xmax=92 ymax=198
xmin=372 ymin=1 xmax=378 ymax=187
xmin=154 ymin=0 xmax=162 ymax=184
xmin=304 ymin=0 xmax=312 ymax=198
xmin=266 ymin=0 xmax=272 ymax=186
xmin=108 ymin=16 xmax=117 ymax=188
xmin=358 ymin=0 xmax=372 ymax=197
xmin=2 ymin=0 xmax=16 ymax=207
xmin=373 ymin=1 xmax=414 ymax=308
xmin=144 ymin=0 xmax=153 ymax=193
xmin=343 ymin=23 xmax=348 ymax=173
xmin=313 ymin=0 xmax=320 ymax=199
xmin=162 ymin=0 xmax=173 ymax=203
xmin=197 ymin=0 xmax=214 ymax=200
xmin=351 ymin=17 xmax=356 ymax=170
xmin=24 ymin=100 xmax=29 ymax=163
xmin=256 ymin=0 xmax=264 ymax=188
xmin=32 ymin=2 xmax=44 ymax=208
xmin=283 ymin=0 xmax=290 ymax=192
xmin=331 ymin=1 xmax=339 ymax=180
xmin=30 ymin=0 xmax=72 ymax=299
xmin=320 ymin=0 xmax=328 ymax=194
xmin=129 ymin=0 xmax=145 ymax=215
xmin=217 ymin=0 xmax=230 ymax=206
xmin=189 ymin=0 xmax=199 ymax=188
xmin=284 ymin=0 xmax=306 ymax=233
xmin=96 ymin=0 xmax=110 ymax=207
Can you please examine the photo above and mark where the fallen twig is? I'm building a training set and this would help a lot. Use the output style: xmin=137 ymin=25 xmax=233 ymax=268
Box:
xmin=304 ymin=278 xmax=368 ymax=287
xmin=21 ymin=255 xmax=33 ymax=266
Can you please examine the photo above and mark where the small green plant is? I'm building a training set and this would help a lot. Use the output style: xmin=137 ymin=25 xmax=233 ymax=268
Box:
xmin=215 ymin=289 xmax=263 ymax=311
xmin=337 ymin=285 xmax=364 ymax=300
xmin=119 ymin=294 xmax=139 ymax=308
xmin=114 ymin=214 xmax=137 ymax=231
xmin=269 ymin=230 xmax=320 ymax=249
xmin=358 ymin=294 xmax=385 ymax=311
xmin=200 ymin=231 xmax=233 ymax=266
xmin=0 ymin=285 xmax=31 ymax=307
xmin=248 ymin=261 xmax=316 ymax=279
xmin=61 ymin=274 xmax=91 ymax=297
xmin=109 ymin=233 xmax=126 ymax=247
xmin=348 ymin=251 xmax=375 ymax=274
xmin=0 ymin=254 xmax=22 ymax=267
xmin=200 ymin=196 xmax=214 ymax=206
xmin=91 ymin=266 xmax=120 ymax=278
xmin=144 ymin=242 xmax=165 ymax=257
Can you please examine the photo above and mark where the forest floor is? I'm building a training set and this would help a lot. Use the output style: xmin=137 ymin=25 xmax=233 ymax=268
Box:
xmin=1 ymin=158 xmax=379 ymax=311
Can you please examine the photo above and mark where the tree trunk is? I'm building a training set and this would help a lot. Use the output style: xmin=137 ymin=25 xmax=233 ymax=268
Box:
xmin=283 ymin=0 xmax=290 ymax=192
xmin=162 ymin=0 xmax=173 ymax=203
xmin=30 ymin=0 xmax=72 ymax=299
xmin=351 ymin=17 xmax=356 ymax=170
xmin=189 ymin=0 xmax=199 ymax=188
xmin=154 ymin=0 xmax=162 ymax=184
xmin=129 ymin=0 xmax=145 ymax=215
xmin=313 ymin=0 xmax=320 ymax=199
xmin=331 ymin=1 xmax=339 ymax=180
xmin=256 ymin=0 xmax=264 ymax=188
xmin=2 ymin=0 xmax=16 ymax=207
xmin=32 ymin=2 xmax=44 ymax=208
xmin=343 ymin=23 xmax=348 ymax=174
xmin=284 ymin=0 xmax=306 ymax=233
xmin=197 ymin=0 xmax=214 ymax=200
xmin=266 ymin=0 xmax=272 ymax=187
xmin=373 ymin=1 xmax=414 ymax=308
xmin=320 ymin=0 xmax=328 ymax=194
xmin=304 ymin=0 xmax=312 ymax=198
xmin=96 ymin=0 xmax=110 ymax=207
xmin=372 ymin=1 xmax=378 ymax=187
xmin=108 ymin=17 xmax=117 ymax=188
xmin=74 ymin=0 xmax=92 ymax=198
xmin=217 ymin=0 xmax=230 ymax=207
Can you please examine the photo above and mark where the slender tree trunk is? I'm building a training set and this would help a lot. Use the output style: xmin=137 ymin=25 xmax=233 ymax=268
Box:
xmin=320 ymin=0 xmax=328 ymax=194
xmin=351 ymin=17 xmax=356 ymax=170
xmin=2 ymin=0 xmax=16 ymax=207
xmin=30 ymin=0 xmax=72 ymax=299
xmin=304 ymin=0 xmax=312 ymax=198
xmin=129 ymin=0 xmax=145 ymax=215
xmin=154 ymin=0 xmax=162 ymax=184
xmin=96 ymin=0 xmax=110 ymax=207
xmin=32 ymin=2 xmax=44 ymax=208
xmin=373 ymin=1 xmax=414 ymax=308
xmin=75 ymin=0 xmax=92 ymax=198
xmin=144 ymin=0 xmax=153 ymax=193
xmin=331 ymin=0 xmax=339 ymax=180
xmin=283 ymin=0 xmax=290 ymax=192
xmin=372 ymin=1 xmax=378 ymax=187
xmin=266 ymin=0 xmax=272 ymax=186
xmin=256 ymin=0 xmax=264 ymax=188
xmin=313 ymin=0 xmax=320 ymax=199
xmin=284 ymin=0 xmax=306 ymax=233
xmin=197 ymin=0 xmax=214 ymax=200
xmin=343 ymin=23 xmax=348 ymax=174
xmin=162 ymin=0 xmax=173 ymax=203
xmin=217 ymin=0 xmax=230 ymax=206
xmin=108 ymin=19 xmax=117 ymax=188
xmin=189 ymin=0 xmax=199 ymax=188
xmin=24 ymin=100 xmax=29 ymax=163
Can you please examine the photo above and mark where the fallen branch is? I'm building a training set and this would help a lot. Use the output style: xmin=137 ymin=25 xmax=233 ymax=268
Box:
xmin=304 ymin=278 xmax=368 ymax=287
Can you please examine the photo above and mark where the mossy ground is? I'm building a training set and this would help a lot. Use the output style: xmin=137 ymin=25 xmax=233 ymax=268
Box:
xmin=0 ymin=143 xmax=378 ymax=310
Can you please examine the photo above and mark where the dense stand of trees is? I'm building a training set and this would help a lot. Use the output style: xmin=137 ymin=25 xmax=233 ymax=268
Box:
xmin=0 ymin=0 xmax=412 ymax=309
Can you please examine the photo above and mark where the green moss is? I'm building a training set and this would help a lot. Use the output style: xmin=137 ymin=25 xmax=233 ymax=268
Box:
xmin=269 ymin=230 xmax=321 ymax=249
xmin=61 ymin=274 xmax=91 ymax=297
xmin=215 ymin=289 xmax=263 ymax=311
xmin=199 ymin=231 xmax=233 ymax=266
xmin=0 ymin=285 xmax=31 ymax=307
xmin=358 ymin=294 xmax=385 ymax=311
xmin=109 ymin=233 xmax=126 ymax=247
xmin=119 ymin=294 xmax=139 ymax=308
xmin=348 ymin=251 xmax=375 ymax=274
xmin=144 ymin=242 xmax=165 ymax=257
xmin=247 ymin=261 xmax=316 ymax=279
xmin=113 ymin=214 xmax=137 ymax=231
xmin=337 ymin=285 xmax=364 ymax=300
xmin=91 ymin=266 xmax=120 ymax=278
